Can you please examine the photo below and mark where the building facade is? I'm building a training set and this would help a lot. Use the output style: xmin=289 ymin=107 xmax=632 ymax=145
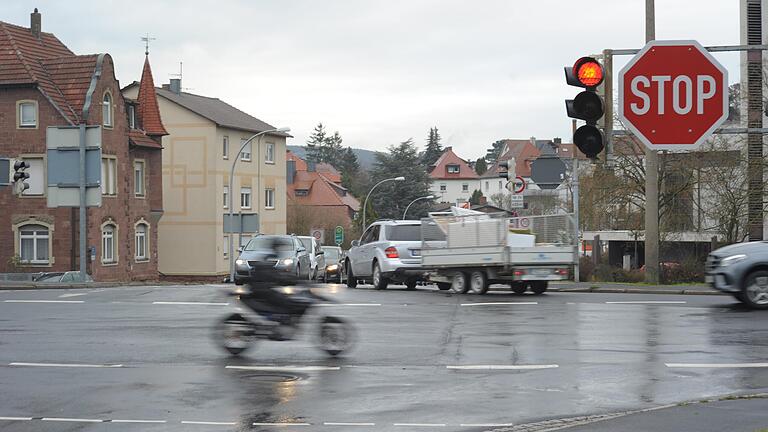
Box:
xmin=0 ymin=11 xmax=164 ymax=281
xmin=123 ymin=80 xmax=288 ymax=279
xmin=428 ymin=147 xmax=480 ymax=204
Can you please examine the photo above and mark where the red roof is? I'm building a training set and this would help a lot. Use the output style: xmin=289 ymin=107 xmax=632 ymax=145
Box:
xmin=286 ymin=150 xmax=308 ymax=171
xmin=286 ymin=151 xmax=359 ymax=211
xmin=429 ymin=147 xmax=479 ymax=179
xmin=483 ymin=140 xmax=541 ymax=178
xmin=136 ymin=56 xmax=167 ymax=136
xmin=129 ymin=130 xmax=162 ymax=149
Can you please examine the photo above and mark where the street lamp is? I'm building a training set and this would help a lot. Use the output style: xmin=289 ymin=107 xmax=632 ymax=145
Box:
xmin=362 ymin=176 xmax=405 ymax=231
xmin=403 ymin=195 xmax=435 ymax=220
xmin=228 ymin=126 xmax=290 ymax=282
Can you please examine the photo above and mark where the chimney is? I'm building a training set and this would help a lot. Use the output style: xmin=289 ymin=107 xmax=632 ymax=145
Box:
xmin=30 ymin=8 xmax=41 ymax=39
xmin=169 ymin=78 xmax=181 ymax=95
xmin=553 ymin=137 xmax=562 ymax=144
xmin=286 ymin=160 xmax=296 ymax=184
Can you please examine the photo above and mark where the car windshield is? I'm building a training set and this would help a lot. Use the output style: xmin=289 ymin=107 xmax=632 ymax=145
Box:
xmin=323 ymin=248 xmax=340 ymax=260
xmin=386 ymin=224 xmax=421 ymax=241
xmin=298 ymin=238 xmax=312 ymax=249
xmin=245 ymin=236 xmax=294 ymax=252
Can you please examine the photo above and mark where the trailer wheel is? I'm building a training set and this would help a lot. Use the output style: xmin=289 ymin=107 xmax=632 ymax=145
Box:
xmin=469 ymin=271 xmax=489 ymax=295
xmin=511 ymin=282 xmax=527 ymax=295
xmin=450 ymin=272 xmax=470 ymax=294
xmin=531 ymin=281 xmax=548 ymax=295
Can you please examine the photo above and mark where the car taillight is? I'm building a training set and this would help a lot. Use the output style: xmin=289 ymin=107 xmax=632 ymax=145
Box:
xmin=514 ymin=269 xmax=525 ymax=277
xmin=556 ymin=268 xmax=569 ymax=276
xmin=385 ymin=247 xmax=399 ymax=259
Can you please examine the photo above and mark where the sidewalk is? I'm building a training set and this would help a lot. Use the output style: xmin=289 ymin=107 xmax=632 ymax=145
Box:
xmin=549 ymin=281 xmax=722 ymax=296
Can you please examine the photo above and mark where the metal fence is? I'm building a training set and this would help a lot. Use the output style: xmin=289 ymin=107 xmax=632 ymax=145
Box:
xmin=509 ymin=213 xmax=576 ymax=246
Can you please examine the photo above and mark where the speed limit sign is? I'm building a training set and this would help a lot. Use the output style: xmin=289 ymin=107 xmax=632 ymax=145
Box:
xmin=506 ymin=176 xmax=526 ymax=194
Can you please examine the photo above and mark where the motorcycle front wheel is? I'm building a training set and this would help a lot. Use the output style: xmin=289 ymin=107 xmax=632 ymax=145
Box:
xmin=213 ymin=313 xmax=256 ymax=356
xmin=317 ymin=316 xmax=355 ymax=357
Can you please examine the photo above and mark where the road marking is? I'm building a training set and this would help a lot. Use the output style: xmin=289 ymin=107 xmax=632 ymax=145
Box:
xmin=181 ymin=420 xmax=237 ymax=425
xmin=4 ymin=300 xmax=84 ymax=304
xmin=324 ymin=422 xmax=375 ymax=426
xmin=9 ymin=362 xmax=123 ymax=368
xmin=665 ymin=363 xmax=768 ymax=368
xmin=0 ymin=417 xmax=32 ymax=421
xmin=317 ymin=303 xmax=382 ymax=307
xmin=111 ymin=419 xmax=168 ymax=424
xmin=460 ymin=424 xmax=515 ymax=428
xmin=226 ymin=365 xmax=341 ymax=372
xmin=447 ymin=364 xmax=558 ymax=370
xmin=58 ymin=293 xmax=88 ymax=298
xmin=460 ymin=302 xmax=538 ymax=306
xmin=606 ymin=301 xmax=687 ymax=304
xmin=394 ymin=423 xmax=446 ymax=427
xmin=42 ymin=417 xmax=104 ymax=423
xmin=152 ymin=301 xmax=229 ymax=306
xmin=253 ymin=422 xmax=311 ymax=426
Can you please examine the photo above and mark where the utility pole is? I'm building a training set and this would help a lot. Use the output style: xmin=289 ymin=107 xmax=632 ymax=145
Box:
xmin=644 ymin=0 xmax=660 ymax=284
xmin=746 ymin=0 xmax=764 ymax=241
xmin=602 ymin=49 xmax=613 ymax=164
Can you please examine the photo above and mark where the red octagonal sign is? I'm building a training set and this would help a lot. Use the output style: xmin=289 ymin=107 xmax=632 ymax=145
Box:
xmin=618 ymin=40 xmax=728 ymax=151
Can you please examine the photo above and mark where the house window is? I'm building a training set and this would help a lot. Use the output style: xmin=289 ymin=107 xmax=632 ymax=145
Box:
xmin=21 ymin=157 xmax=44 ymax=196
xmin=134 ymin=160 xmax=145 ymax=197
xmin=440 ymin=184 xmax=446 ymax=192
xmin=240 ymin=138 xmax=251 ymax=161
xmin=462 ymin=183 xmax=469 ymax=192
xmin=18 ymin=224 xmax=49 ymax=264
xmin=102 ymin=92 xmax=113 ymax=127
xmin=265 ymin=188 xmax=275 ymax=209
xmin=135 ymin=223 xmax=148 ymax=261
xmin=128 ymin=105 xmax=136 ymax=129
xmin=101 ymin=157 xmax=117 ymax=196
xmin=265 ymin=142 xmax=275 ymax=163
xmin=295 ymin=189 xmax=309 ymax=197
xmin=223 ymin=185 xmax=229 ymax=208
xmin=485 ymin=181 xmax=489 ymax=191
xmin=447 ymin=164 xmax=460 ymax=174
xmin=102 ymin=223 xmax=117 ymax=264
xmin=223 ymin=136 xmax=229 ymax=159
xmin=18 ymin=101 xmax=37 ymax=128
xmin=240 ymin=187 xmax=252 ymax=209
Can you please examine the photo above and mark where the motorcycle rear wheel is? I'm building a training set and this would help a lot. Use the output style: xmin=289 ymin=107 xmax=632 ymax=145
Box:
xmin=214 ymin=313 xmax=255 ymax=356
xmin=318 ymin=316 xmax=355 ymax=357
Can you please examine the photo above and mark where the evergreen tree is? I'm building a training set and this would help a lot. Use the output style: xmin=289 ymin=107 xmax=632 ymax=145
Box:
xmin=371 ymin=139 xmax=433 ymax=220
xmin=486 ymin=140 xmax=506 ymax=163
xmin=305 ymin=123 xmax=327 ymax=164
xmin=475 ymin=157 xmax=488 ymax=175
xmin=470 ymin=189 xmax=484 ymax=205
xmin=421 ymin=127 xmax=443 ymax=167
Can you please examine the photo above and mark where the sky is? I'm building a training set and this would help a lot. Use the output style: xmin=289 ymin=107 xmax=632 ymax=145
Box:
xmin=4 ymin=1 xmax=744 ymax=160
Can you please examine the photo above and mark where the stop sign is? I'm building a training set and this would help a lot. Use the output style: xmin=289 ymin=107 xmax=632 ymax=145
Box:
xmin=618 ymin=40 xmax=728 ymax=151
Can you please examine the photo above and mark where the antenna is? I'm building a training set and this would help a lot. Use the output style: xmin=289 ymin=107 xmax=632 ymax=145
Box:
xmin=141 ymin=33 xmax=156 ymax=55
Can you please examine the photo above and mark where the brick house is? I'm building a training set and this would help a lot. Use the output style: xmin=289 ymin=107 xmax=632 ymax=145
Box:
xmin=0 ymin=10 xmax=164 ymax=281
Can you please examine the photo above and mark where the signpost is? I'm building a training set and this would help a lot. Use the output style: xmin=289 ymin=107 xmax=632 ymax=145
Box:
xmin=310 ymin=228 xmax=325 ymax=244
xmin=618 ymin=40 xmax=728 ymax=151
xmin=334 ymin=226 xmax=344 ymax=246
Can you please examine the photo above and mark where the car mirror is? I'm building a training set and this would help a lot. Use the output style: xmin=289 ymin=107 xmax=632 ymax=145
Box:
xmin=297 ymin=246 xmax=306 ymax=253
xmin=237 ymin=247 xmax=243 ymax=253
xmin=351 ymin=240 xmax=360 ymax=247
xmin=317 ymin=250 xmax=324 ymax=255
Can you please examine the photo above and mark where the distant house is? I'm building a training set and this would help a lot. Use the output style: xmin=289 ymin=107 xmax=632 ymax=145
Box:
xmin=481 ymin=139 xmax=541 ymax=198
xmin=428 ymin=147 xmax=480 ymax=204
xmin=286 ymin=151 xmax=360 ymax=243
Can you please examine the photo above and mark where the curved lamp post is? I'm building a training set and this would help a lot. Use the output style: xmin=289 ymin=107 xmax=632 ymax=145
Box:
xmin=361 ymin=176 xmax=405 ymax=231
xmin=228 ymin=126 xmax=290 ymax=282
xmin=403 ymin=195 xmax=435 ymax=220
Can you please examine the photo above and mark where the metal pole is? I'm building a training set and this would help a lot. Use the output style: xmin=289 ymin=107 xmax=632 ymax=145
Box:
xmin=746 ymin=0 xmax=764 ymax=241
xmin=602 ymin=49 xmax=613 ymax=165
xmin=403 ymin=196 xmax=433 ymax=220
xmin=78 ymin=124 xmax=87 ymax=279
xmin=643 ymin=0 xmax=660 ymax=284
xmin=572 ymin=157 xmax=580 ymax=282
xmin=362 ymin=177 xmax=402 ymax=231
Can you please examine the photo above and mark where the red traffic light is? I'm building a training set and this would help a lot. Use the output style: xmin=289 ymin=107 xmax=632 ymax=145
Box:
xmin=573 ymin=57 xmax=603 ymax=87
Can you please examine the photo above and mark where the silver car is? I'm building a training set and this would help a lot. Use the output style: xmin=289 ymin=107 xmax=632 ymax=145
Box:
xmin=234 ymin=235 xmax=311 ymax=285
xmin=706 ymin=241 xmax=768 ymax=309
xmin=344 ymin=220 xmax=425 ymax=290
xmin=297 ymin=236 xmax=326 ymax=281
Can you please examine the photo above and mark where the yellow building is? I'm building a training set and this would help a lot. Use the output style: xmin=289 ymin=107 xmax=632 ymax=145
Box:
xmin=123 ymin=79 xmax=288 ymax=279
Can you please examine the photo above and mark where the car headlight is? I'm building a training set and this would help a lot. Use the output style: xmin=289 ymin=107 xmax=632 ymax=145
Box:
xmin=279 ymin=258 xmax=295 ymax=266
xmin=326 ymin=264 xmax=339 ymax=271
xmin=721 ymin=254 xmax=746 ymax=267
xmin=235 ymin=259 xmax=246 ymax=266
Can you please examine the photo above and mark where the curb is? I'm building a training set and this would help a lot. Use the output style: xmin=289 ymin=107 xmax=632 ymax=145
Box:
xmin=0 ymin=281 xmax=225 ymax=291
xmin=554 ymin=287 xmax=724 ymax=296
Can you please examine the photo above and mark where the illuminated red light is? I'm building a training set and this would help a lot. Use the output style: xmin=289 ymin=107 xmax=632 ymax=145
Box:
xmin=513 ymin=270 xmax=525 ymax=277
xmin=385 ymin=247 xmax=399 ymax=259
xmin=573 ymin=57 xmax=604 ymax=87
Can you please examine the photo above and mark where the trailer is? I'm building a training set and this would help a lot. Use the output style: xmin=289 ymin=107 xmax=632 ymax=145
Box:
xmin=421 ymin=211 xmax=577 ymax=295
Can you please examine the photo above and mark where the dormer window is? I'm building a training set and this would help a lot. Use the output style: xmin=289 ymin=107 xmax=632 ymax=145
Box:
xmin=295 ymin=189 xmax=309 ymax=197
xmin=447 ymin=164 xmax=460 ymax=174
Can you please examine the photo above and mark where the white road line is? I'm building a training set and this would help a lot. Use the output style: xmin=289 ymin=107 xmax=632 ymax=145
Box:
xmin=460 ymin=302 xmax=538 ymax=306
xmin=181 ymin=420 xmax=237 ymax=425
xmin=393 ymin=423 xmax=446 ymax=427
xmin=9 ymin=362 xmax=123 ymax=368
xmin=447 ymin=364 xmax=559 ymax=370
xmin=226 ymin=365 xmax=340 ymax=372
xmin=606 ymin=301 xmax=687 ymax=304
xmin=324 ymin=422 xmax=375 ymax=426
xmin=666 ymin=362 xmax=768 ymax=368
xmin=316 ymin=303 xmax=382 ymax=307
xmin=0 ymin=417 xmax=32 ymax=421
xmin=58 ymin=293 xmax=88 ymax=298
xmin=4 ymin=300 xmax=84 ymax=304
xmin=152 ymin=301 xmax=229 ymax=306
xmin=460 ymin=424 xmax=514 ymax=427
xmin=253 ymin=422 xmax=311 ymax=426
xmin=111 ymin=419 xmax=168 ymax=424
xmin=42 ymin=417 xmax=104 ymax=423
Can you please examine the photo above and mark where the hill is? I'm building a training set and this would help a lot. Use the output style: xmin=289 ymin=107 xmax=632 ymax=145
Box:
xmin=287 ymin=145 xmax=380 ymax=171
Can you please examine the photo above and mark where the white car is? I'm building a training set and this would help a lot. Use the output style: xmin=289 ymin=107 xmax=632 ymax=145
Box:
xmin=297 ymin=236 xmax=326 ymax=281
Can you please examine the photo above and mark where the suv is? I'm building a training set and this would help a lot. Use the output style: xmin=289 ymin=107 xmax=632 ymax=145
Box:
xmin=345 ymin=220 xmax=425 ymax=290
xmin=297 ymin=236 xmax=326 ymax=281
xmin=706 ymin=241 xmax=768 ymax=309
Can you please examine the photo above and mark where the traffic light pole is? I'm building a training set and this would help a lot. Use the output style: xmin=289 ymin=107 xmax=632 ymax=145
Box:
xmin=572 ymin=157 xmax=580 ymax=282
xmin=601 ymin=49 xmax=613 ymax=165
xmin=643 ymin=0 xmax=660 ymax=284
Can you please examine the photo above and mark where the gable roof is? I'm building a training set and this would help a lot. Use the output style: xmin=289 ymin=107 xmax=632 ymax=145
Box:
xmin=136 ymin=56 xmax=167 ymax=136
xmin=288 ymin=170 xmax=360 ymax=210
xmin=482 ymin=139 xmax=541 ymax=178
xmin=429 ymin=147 xmax=479 ymax=179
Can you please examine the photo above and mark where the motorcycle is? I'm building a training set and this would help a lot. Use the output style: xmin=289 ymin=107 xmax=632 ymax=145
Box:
xmin=214 ymin=280 xmax=355 ymax=357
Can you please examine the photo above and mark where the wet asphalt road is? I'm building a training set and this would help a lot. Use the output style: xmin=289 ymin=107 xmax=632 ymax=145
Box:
xmin=0 ymin=283 xmax=767 ymax=432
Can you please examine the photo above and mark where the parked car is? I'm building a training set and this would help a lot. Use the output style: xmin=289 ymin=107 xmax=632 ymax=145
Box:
xmin=706 ymin=241 xmax=768 ymax=309
xmin=321 ymin=246 xmax=344 ymax=283
xmin=297 ymin=236 xmax=326 ymax=281
xmin=234 ymin=235 xmax=311 ymax=285
xmin=344 ymin=220 xmax=426 ymax=290
xmin=34 ymin=271 xmax=93 ymax=283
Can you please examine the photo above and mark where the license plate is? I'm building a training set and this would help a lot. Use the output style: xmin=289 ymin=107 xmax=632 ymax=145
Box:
xmin=411 ymin=249 xmax=421 ymax=257
xmin=532 ymin=269 xmax=551 ymax=276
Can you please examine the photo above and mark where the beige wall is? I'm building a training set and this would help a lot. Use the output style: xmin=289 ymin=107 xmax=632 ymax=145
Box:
xmin=122 ymin=86 xmax=287 ymax=276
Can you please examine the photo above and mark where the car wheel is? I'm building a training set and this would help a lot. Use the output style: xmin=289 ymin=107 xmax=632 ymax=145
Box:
xmin=741 ymin=270 xmax=768 ymax=309
xmin=511 ymin=282 xmax=527 ymax=295
xmin=372 ymin=262 xmax=389 ymax=290
xmin=346 ymin=261 xmax=357 ymax=288
xmin=530 ymin=281 xmax=548 ymax=295
xmin=469 ymin=271 xmax=489 ymax=295
xmin=450 ymin=272 xmax=469 ymax=294
xmin=295 ymin=265 xmax=301 ymax=278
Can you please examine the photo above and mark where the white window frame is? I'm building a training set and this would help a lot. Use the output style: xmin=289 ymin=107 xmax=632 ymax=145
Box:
xmin=19 ymin=156 xmax=44 ymax=197
xmin=17 ymin=100 xmax=38 ymax=128
xmin=101 ymin=222 xmax=118 ymax=265
xmin=134 ymin=222 xmax=149 ymax=262
xmin=127 ymin=104 xmax=136 ymax=129
xmin=447 ymin=164 xmax=460 ymax=174
xmin=223 ymin=136 xmax=229 ymax=159
xmin=223 ymin=185 xmax=229 ymax=208
xmin=265 ymin=142 xmax=275 ymax=164
xmin=102 ymin=92 xmax=113 ymax=128
xmin=240 ymin=138 xmax=251 ymax=161
xmin=101 ymin=156 xmax=117 ymax=196
xmin=18 ymin=224 xmax=50 ymax=264
xmin=462 ymin=183 xmax=469 ymax=192
xmin=240 ymin=187 xmax=252 ymax=209
xmin=265 ymin=188 xmax=275 ymax=209
xmin=134 ymin=159 xmax=145 ymax=197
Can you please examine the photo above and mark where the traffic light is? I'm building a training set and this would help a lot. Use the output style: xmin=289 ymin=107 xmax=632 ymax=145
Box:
xmin=565 ymin=57 xmax=605 ymax=159
xmin=13 ymin=160 xmax=30 ymax=195
xmin=498 ymin=159 xmax=514 ymax=181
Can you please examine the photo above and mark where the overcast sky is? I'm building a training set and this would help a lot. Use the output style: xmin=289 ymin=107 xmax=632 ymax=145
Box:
xmin=5 ymin=1 xmax=743 ymax=159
